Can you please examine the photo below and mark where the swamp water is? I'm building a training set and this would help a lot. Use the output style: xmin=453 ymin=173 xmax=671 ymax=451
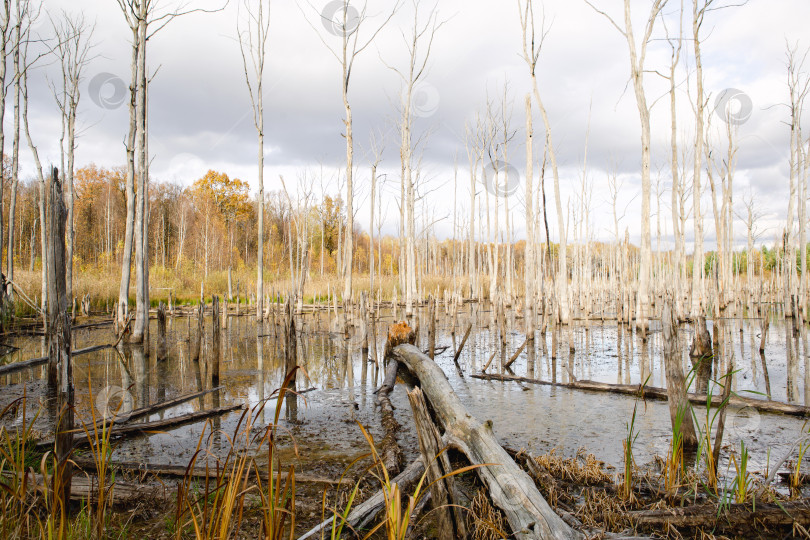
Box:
xmin=1 ymin=304 xmax=808 ymax=516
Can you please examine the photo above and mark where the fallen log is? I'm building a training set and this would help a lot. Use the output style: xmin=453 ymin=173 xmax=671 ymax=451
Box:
xmin=472 ymin=373 xmax=810 ymax=418
xmin=452 ymin=322 xmax=472 ymax=366
xmin=377 ymin=358 xmax=402 ymax=475
xmin=11 ymin=471 xmax=170 ymax=503
xmin=377 ymin=322 xmax=415 ymax=476
xmin=73 ymin=386 xmax=224 ymax=434
xmin=481 ymin=350 xmax=498 ymax=373
xmin=392 ymin=343 xmax=582 ymax=540
xmin=73 ymin=459 xmax=344 ymax=485
xmin=0 ymin=344 xmax=113 ymax=377
xmin=71 ymin=320 xmax=114 ymax=331
xmin=39 ymin=403 xmax=244 ymax=448
xmin=503 ymin=338 xmax=528 ymax=370
xmin=297 ymin=457 xmax=427 ymax=540
xmin=629 ymin=501 xmax=810 ymax=531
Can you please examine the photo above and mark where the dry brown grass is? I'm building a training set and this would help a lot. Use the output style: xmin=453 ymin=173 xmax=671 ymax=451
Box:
xmin=574 ymin=487 xmax=633 ymax=532
xmin=467 ymin=489 xmax=507 ymax=540
xmin=534 ymin=449 xmax=613 ymax=486
xmin=10 ymin=266 xmax=464 ymax=313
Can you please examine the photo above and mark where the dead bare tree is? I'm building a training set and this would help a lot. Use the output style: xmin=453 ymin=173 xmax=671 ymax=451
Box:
xmin=113 ymin=0 xmax=224 ymax=342
xmin=18 ymin=2 xmax=51 ymax=324
xmin=786 ymin=42 xmax=809 ymax=317
xmin=368 ymin=130 xmax=385 ymax=306
xmin=50 ymin=11 xmax=94 ymax=309
xmin=659 ymin=0 xmax=686 ymax=317
xmin=0 ymin=0 xmax=11 ymax=300
xmin=383 ymin=0 xmax=444 ymax=315
xmin=517 ymin=0 xmax=570 ymax=323
xmin=238 ymin=0 xmax=271 ymax=323
xmin=303 ymin=0 xmax=400 ymax=303
xmin=524 ymin=93 xmax=535 ymax=338
xmin=584 ymin=0 xmax=669 ymax=335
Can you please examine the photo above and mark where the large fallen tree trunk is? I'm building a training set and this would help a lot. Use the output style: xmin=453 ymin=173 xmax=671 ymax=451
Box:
xmin=472 ymin=373 xmax=810 ymax=418
xmin=392 ymin=343 xmax=582 ymax=540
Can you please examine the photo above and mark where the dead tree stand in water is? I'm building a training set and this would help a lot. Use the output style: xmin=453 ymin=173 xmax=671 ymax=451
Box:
xmin=47 ymin=167 xmax=74 ymax=521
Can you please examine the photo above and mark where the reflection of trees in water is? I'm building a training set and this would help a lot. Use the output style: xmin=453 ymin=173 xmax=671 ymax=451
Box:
xmin=15 ymin=309 xmax=810 ymax=468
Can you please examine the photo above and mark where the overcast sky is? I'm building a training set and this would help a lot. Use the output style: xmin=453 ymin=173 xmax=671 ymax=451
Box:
xmin=21 ymin=0 xmax=810 ymax=250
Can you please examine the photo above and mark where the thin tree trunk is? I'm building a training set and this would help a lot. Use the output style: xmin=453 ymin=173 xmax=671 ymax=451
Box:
xmin=118 ymin=29 xmax=139 ymax=330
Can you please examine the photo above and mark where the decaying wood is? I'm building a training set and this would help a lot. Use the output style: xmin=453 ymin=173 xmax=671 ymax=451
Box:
xmin=759 ymin=313 xmax=769 ymax=353
xmin=504 ymin=338 xmax=528 ymax=370
xmin=72 ymin=459 xmax=344 ymax=485
xmin=297 ymin=457 xmax=427 ymax=540
xmin=191 ymin=302 xmax=203 ymax=362
xmin=14 ymin=471 xmax=171 ymax=504
xmin=427 ymin=295 xmax=436 ymax=360
xmin=377 ymin=322 xmax=415 ymax=476
xmin=689 ymin=315 xmax=712 ymax=393
xmin=73 ymin=387 xmax=224 ymax=434
xmin=482 ymin=350 xmax=498 ymax=373
xmin=211 ymin=296 xmax=220 ymax=385
xmin=661 ymin=301 xmax=697 ymax=451
xmin=0 ymin=344 xmax=113 ymax=377
xmin=711 ymin=361 xmax=734 ymax=470
xmin=39 ymin=403 xmax=244 ymax=448
xmin=391 ymin=342 xmax=582 ymax=539
xmin=407 ymin=387 xmax=467 ymax=540
xmin=630 ymin=500 xmax=810 ymax=531
xmin=47 ymin=167 xmax=74 ymax=507
xmin=452 ymin=322 xmax=472 ymax=365
xmin=472 ymin=373 xmax=810 ymax=417
xmin=157 ymin=302 xmax=167 ymax=363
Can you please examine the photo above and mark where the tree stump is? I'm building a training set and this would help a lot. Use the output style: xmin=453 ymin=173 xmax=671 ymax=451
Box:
xmin=46 ymin=167 xmax=74 ymax=514
xmin=662 ymin=301 xmax=698 ymax=453
xmin=689 ymin=315 xmax=713 ymax=393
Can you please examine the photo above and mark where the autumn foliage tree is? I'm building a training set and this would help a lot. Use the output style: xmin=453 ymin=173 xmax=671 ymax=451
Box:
xmin=190 ymin=170 xmax=251 ymax=278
